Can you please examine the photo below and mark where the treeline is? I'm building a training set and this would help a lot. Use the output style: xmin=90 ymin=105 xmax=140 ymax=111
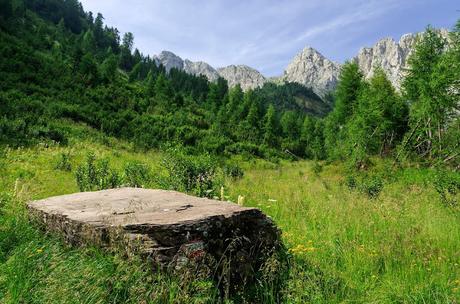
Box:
xmin=0 ymin=0 xmax=459 ymax=167
xmin=322 ymin=26 xmax=460 ymax=168
xmin=0 ymin=0 xmax=328 ymax=159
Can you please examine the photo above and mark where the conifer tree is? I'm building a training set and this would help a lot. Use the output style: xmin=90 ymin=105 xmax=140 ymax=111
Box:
xmin=401 ymin=27 xmax=453 ymax=160
xmin=324 ymin=62 xmax=364 ymax=159
xmin=263 ymin=104 xmax=278 ymax=147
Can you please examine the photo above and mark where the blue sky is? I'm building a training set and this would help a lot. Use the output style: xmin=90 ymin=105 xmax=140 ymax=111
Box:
xmin=79 ymin=0 xmax=459 ymax=76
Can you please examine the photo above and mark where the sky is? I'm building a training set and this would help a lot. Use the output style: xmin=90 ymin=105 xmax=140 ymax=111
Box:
xmin=79 ymin=0 xmax=459 ymax=77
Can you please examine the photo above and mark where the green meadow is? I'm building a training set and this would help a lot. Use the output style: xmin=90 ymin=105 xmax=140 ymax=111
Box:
xmin=1 ymin=125 xmax=459 ymax=303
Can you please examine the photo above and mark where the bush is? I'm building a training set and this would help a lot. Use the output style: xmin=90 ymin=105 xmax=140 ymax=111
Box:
xmin=123 ymin=161 xmax=151 ymax=188
xmin=360 ymin=175 xmax=384 ymax=199
xmin=223 ymin=161 xmax=244 ymax=179
xmin=159 ymin=148 xmax=221 ymax=198
xmin=345 ymin=174 xmax=357 ymax=190
xmin=75 ymin=152 xmax=121 ymax=191
xmin=433 ymin=169 xmax=460 ymax=208
xmin=312 ymin=162 xmax=323 ymax=176
xmin=54 ymin=152 xmax=72 ymax=171
xmin=345 ymin=173 xmax=384 ymax=198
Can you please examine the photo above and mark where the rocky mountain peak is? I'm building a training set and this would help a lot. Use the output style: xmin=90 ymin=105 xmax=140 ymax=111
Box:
xmin=154 ymin=51 xmax=184 ymax=72
xmin=183 ymin=60 xmax=220 ymax=82
xmin=282 ymin=46 xmax=341 ymax=97
xmin=149 ymin=28 xmax=449 ymax=98
xmin=216 ymin=65 xmax=267 ymax=91
xmin=354 ymin=29 xmax=449 ymax=90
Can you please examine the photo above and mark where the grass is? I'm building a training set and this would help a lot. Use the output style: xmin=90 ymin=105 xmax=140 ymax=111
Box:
xmin=1 ymin=123 xmax=460 ymax=303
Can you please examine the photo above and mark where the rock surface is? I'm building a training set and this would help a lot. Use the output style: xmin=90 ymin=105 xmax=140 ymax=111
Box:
xmin=28 ymin=188 xmax=281 ymax=284
xmin=153 ymin=51 xmax=184 ymax=72
xmin=353 ymin=29 xmax=449 ymax=90
xmin=150 ymin=28 xmax=449 ymax=96
xmin=282 ymin=47 xmax=341 ymax=97
xmin=183 ymin=59 xmax=220 ymax=82
xmin=217 ymin=65 xmax=267 ymax=91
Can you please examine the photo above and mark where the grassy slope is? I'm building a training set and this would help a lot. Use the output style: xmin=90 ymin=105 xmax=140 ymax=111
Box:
xmin=1 ymin=123 xmax=459 ymax=303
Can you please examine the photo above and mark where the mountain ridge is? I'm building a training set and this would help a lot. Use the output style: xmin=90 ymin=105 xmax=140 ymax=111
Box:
xmin=151 ymin=28 xmax=449 ymax=96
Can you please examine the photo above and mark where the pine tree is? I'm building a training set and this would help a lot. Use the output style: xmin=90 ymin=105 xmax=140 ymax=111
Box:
xmin=93 ymin=13 xmax=104 ymax=49
xmin=119 ymin=32 xmax=134 ymax=70
xmin=101 ymin=54 xmax=118 ymax=82
xmin=154 ymin=73 xmax=173 ymax=104
xmin=402 ymin=27 xmax=454 ymax=161
xmin=301 ymin=116 xmax=316 ymax=158
xmin=324 ymin=61 xmax=364 ymax=159
xmin=263 ymin=104 xmax=278 ymax=147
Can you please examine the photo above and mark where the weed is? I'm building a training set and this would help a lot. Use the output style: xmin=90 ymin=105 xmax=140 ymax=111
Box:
xmin=159 ymin=148 xmax=222 ymax=198
xmin=75 ymin=152 xmax=121 ymax=191
xmin=312 ymin=161 xmax=323 ymax=176
xmin=223 ymin=161 xmax=244 ymax=180
xmin=433 ymin=169 xmax=460 ymax=208
xmin=54 ymin=152 xmax=72 ymax=171
xmin=123 ymin=161 xmax=151 ymax=188
xmin=360 ymin=175 xmax=384 ymax=198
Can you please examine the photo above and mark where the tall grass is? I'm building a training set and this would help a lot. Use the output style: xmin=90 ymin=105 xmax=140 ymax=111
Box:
xmin=1 ymin=124 xmax=459 ymax=303
xmin=227 ymin=160 xmax=460 ymax=303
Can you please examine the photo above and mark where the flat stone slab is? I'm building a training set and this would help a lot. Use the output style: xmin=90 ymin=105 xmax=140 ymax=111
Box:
xmin=28 ymin=188 xmax=281 ymax=285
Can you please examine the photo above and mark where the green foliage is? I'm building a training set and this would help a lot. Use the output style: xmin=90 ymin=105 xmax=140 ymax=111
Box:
xmin=312 ymin=161 xmax=323 ymax=176
xmin=346 ymin=172 xmax=384 ymax=198
xmin=54 ymin=152 xmax=72 ymax=171
xmin=75 ymin=152 xmax=121 ymax=191
xmin=401 ymin=27 xmax=460 ymax=165
xmin=360 ymin=174 xmax=384 ymax=198
xmin=123 ymin=161 xmax=150 ymax=188
xmin=159 ymin=148 xmax=222 ymax=198
xmin=263 ymin=104 xmax=278 ymax=148
xmin=324 ymin=62 xmax=364 ymax=159
xmin=223 ymin=161 xmax=244 ymax=179
xmin=433 ymin=168 xmax=460 ymax=208
xmin=345 ymin=69 xmax=408 ymax=166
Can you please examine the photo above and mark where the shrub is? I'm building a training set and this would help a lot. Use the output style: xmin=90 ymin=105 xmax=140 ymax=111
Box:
xmin=123 ymin=161 xmax=151 ymax=188
xmin=75 ymin=152 xmax=121 ymax=191
xmin=159 ymin=148 xmax=221 ymax=198
xmin=360 ymin=175 xmax=384 ymax=199
xmin=433 ymin=169 xmax=460 ymax=208
xmin=312 ymin=162 xmax=323 ymax=176
xmin=345 ymin=173 xmax=384 ymax=198
xmin=345 ymin=174 xmax=357 ymax=190
xmin=223 ymin=161 xmax=244 ymax=180
xmin=54 ymin=152 xmax=72 ymax=171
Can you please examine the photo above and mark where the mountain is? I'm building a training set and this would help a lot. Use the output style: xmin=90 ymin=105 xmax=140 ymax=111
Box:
xmin=152 ymin=51 xmax=265 ymax=90
xmin=354 ymin=29 xmax=449 ymax=90
xmin=280 ymin=29 xmax=449 ymax=96
xmin=183 ymin=60 xmax=220 ymax=82
xmin=281 ymin=47 xmax=341 ymax=97
xmin=216 ymin=65 xmax=267 ymax=91
xmin=152 ymin=29 xmax=449 ymax=98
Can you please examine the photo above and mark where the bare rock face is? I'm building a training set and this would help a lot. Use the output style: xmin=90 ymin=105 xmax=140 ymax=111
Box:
xmin=184 ymin=59 xmax=220 ymax=82
xmin=354 ymin=36 xmax=415 ymax=91
xmin=153 ymin=51 xmax=184 ymax=72
xmin=217 ymin=65 xmax=267 ymax=91
xmin=282 ymin=47 xmax=341 ymax=97
xmin=152 ymin=51 xmax=266 ymax=91
xmin=354 ymin=29 xmax=450 ymax=91
xmin=28 ymin=188 xmax=281 ymax=285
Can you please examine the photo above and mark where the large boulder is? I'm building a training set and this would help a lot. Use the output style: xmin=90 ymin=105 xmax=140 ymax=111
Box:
xmin=28 ymin=188 xmax=281 ymax=286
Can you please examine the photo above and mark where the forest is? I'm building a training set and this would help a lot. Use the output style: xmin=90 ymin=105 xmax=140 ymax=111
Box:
xmin=1 ymin=0 xmax=458 ymax=168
